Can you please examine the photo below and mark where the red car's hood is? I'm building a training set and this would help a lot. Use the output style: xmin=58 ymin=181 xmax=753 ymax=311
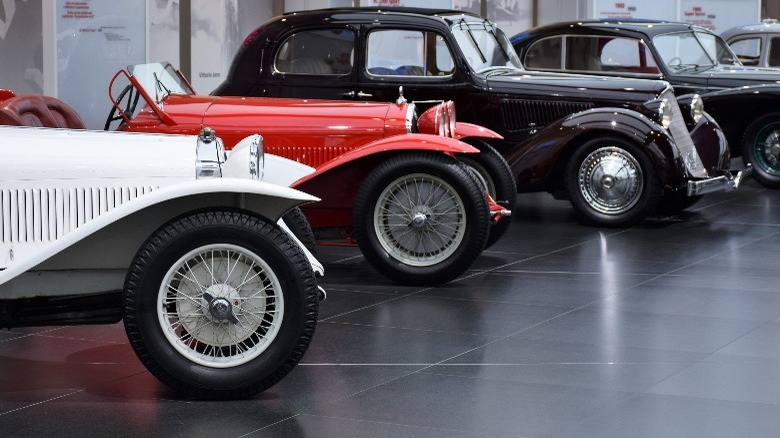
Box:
xmin=159 ymin=95 xmax=396 ymax=150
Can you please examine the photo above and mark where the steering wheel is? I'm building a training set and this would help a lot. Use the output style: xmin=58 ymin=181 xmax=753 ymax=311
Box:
xmin=104 ymin=84 xmax=140 ymax=130
xmin=667 ymin=57 xmax=682 ymax=67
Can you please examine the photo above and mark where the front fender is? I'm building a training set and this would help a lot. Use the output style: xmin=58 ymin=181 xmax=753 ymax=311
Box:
xmin=291 ymin=134 xmax=478 ymax=229
xmin=454 ymin=122 xmax=503 ymax=141
xmin=503 ymin=107 xmax=679 ymax=191
xmin=293 ymin=133 xmax=478 ymax=187
xmin=0 ymin=179 xmax=318 ymax=298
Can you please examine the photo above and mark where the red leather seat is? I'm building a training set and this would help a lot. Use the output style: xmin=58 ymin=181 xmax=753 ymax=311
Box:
xmin=0 ymin=94 xmax=85 ymax=129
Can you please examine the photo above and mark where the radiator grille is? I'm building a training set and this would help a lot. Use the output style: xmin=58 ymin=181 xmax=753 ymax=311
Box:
xmin=661 ymin=90 xmax=707 ymax=178
xmin=501 ymin=99 xmax=594 ymax=132
xmin=266 ymin=146 xmax=353 ymax=168
xmin=1 ymin=186 xmax=156 ymax=244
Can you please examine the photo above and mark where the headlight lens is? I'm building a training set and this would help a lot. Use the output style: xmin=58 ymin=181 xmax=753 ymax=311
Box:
xmin=690 ymin=94 xmax=703 ymax=123
xmin=658 ymin=98 xmax=672 ymax=130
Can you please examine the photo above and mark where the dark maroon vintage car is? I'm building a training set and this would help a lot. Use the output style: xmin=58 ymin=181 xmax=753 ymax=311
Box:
xmin=214 ymin=7 xmax=749 ymax=227
xmin=512 ymin=19 xmax=780 ymax=188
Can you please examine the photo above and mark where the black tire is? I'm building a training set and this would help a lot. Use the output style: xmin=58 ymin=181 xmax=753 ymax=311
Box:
xmin=282 ymin=207 xmax=317 ymax=255
xmin=458 ymin=140 xmax=517 ymax=248
xmin=123 ymin=210 xmax=318 ymax=400
xmin=655 ymin=190 xmax=703 ymax=215
xmin=565 ymin=137 xmax=662 ymax=226
xmin=741 ymin=113 xmax=780 ymax=188
xmin=353 ymin=152 xmax=490 ymax=286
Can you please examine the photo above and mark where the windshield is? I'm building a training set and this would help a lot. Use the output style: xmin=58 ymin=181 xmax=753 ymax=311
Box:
xmin=653 ymin=31 xmax=741 ymax=71
xmin=451 ymin=21 xmax=523 ymax=73
xmin=128 ymin=62 xmax=194 ymax=101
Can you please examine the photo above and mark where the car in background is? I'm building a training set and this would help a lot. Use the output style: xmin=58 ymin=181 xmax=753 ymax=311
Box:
xmin=105 ymin=62 xmax=509 ymax=286
xmin=0 ymin=119 xmax=322 ymax=400
xmin=512 ymin=19 xmax=780 ymax=187
xmin=213 ymin=7 xmax=747 ymax=226
xmin=722 ymin=19 xmax=780 ymax=68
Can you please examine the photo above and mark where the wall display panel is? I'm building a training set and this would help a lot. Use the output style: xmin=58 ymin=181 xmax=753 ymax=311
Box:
xmin=289 ymin=0 xmax=352 ymax=10
xmin=592 ymin=0 xmax=678 ymax=20
xmin=56 ymin=0 xmax=145 ymax=130
xmin=0 ymin=0 xmax=44 ymax=95
xmin=680 ymin=0 xmax=760 ymax=32
xmin=149 ymin=0 xmax=179 ymax=66
xmin=592 ymin=0 xmax=760 ymax=33
xmin=190 ymin=0 xmax=274 ymax=93
xmin=358 ymin=0 xmax=450 ymax=6
xmin=487 ymin=0 xmax=532 ymax=38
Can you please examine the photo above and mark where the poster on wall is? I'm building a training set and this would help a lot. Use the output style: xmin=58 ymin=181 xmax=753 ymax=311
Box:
xmin=593 ymin=0 xmax=678 ymax=21
xmin=0 ymin=0 xmax=44 ymax=95
xmin=680 ymin=0 xmax=760 ymax=32
xmin=592 ymin=0 xmax=760 ymax=32
xmin=359 ymin=0 xmax=452 ymax=7
xmin=56 ymin=0 xmax=145 ymax=130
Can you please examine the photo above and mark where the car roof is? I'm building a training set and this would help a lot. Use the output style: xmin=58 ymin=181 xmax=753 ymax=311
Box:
xmin=722 ymin=20 xmax=780 ymax=40
xmin=278 ymin=7 xmax=486 ymax=25
xmin=513 ymin=19 xmax=708 ymax=44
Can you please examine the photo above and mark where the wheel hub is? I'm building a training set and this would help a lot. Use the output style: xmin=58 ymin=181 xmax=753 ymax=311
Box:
xmin=202 ymin=284 xmax=240 ymax=323
xmin=409 ymin=206 xmax=433 ymax=229
xmin=578 ymin=146 xmax=643 ymax=215
xmin=601 ymin=174 xmax=616 ymax=189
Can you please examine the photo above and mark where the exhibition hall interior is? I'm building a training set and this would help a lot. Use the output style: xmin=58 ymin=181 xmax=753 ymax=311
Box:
xmin=2 ymin=0 xmax=780 ymax=436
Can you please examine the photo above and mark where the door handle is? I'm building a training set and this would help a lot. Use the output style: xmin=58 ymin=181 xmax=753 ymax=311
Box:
xmin=340 ymin=91 xmax=373 ymax=98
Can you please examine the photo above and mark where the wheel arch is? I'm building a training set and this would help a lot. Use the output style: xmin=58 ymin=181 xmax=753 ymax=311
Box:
xmin=513 ymin=109 xmax=679 ymax=193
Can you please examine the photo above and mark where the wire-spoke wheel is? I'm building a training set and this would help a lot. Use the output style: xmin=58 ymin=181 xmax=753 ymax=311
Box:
xmin=565 ymin=138 xmax=661 ymax=226
xmin=742 ymin=114 xmax=780 ymax=188
xmin=158 ymin=243 xmax=284 ymax=368
xmin=373 ymin=173 xmax=467 ymax=267
xmin=124 ymin=210 xmax=318 ymax=400
xmin=354 ymin=153 xmax=489 ymax=286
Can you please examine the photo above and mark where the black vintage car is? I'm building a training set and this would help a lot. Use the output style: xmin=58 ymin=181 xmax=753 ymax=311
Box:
xmin=511 ymin=20 xmax=780 ymax=188
xmin=214 ymin=8 xmax=748 ymax=226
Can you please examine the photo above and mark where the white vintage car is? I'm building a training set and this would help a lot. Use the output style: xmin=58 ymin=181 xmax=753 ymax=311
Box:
xmin=0 ymin=124 xmax=324 ymax=400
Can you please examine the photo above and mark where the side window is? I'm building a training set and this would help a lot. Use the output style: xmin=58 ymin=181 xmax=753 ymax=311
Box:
xmin=769 ymin=37 xmax=780 ymax=67
xmin=730 ymin=37 xmax=762 ymax=66
xmin=565 ymin=36 xmax=603 ymax=71
xmin=366 ymin=30 xmax=455 ymax=77
xmin=599 ymin=37 xmax=660 ymax=74
xmin=524 ymin=36 xmax=562 ymax=69
xmin=274 ymin=29 xmax=354 ymax=75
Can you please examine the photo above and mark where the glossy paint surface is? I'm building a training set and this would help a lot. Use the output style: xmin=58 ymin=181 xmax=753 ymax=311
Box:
xmin=212 ymin=8 xmax=729 ymax=195
xmin=2 ymin=175 xmax=779 ymax=437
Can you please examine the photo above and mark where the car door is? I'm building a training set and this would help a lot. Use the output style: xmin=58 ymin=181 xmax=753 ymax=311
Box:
xmin=265 ymin=26 xmax=359 ymax=99
xmin=352 ymin=24 xmax=473 ymax=106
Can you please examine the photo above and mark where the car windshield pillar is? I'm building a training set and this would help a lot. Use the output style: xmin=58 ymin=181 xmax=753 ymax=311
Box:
xmin=451 ymin=22 xmax=522 ymax=72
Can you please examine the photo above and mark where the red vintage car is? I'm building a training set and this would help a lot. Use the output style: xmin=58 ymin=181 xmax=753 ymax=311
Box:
xmin=106 ymin=63 xmax=511 ymax=286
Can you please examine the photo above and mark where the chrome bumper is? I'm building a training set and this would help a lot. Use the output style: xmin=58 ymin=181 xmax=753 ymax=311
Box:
xmin=686 ymin=164 xmax=752 ymax=196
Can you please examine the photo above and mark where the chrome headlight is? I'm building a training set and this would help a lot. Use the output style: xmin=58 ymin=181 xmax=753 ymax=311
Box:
xmin=222 ymin=133 xmax=265 ymax=180
xmin=196 ymin=127 xmax=226 ymax=179
xmin=690 ymin=94 xmax=704 ymax=123
xmin=405 ymin=102 xmax=418 ymax=133
xmin=658 ymin=98 xmax=672 ymax=130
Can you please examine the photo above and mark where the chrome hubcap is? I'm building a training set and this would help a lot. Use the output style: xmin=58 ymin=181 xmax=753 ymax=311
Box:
xmin=578 ymin=146 xmax=643 ymax=215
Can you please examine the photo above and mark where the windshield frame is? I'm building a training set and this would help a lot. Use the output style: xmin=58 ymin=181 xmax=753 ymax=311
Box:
xmin=652 ymin=30 xmax=742 ymax=71
xmin=450 ymin=20 xmax=523 ymax=74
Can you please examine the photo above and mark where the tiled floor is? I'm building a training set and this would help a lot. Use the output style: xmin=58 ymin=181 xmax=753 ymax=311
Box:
xmin=2 ymin=178 xmax=780 ymax=437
